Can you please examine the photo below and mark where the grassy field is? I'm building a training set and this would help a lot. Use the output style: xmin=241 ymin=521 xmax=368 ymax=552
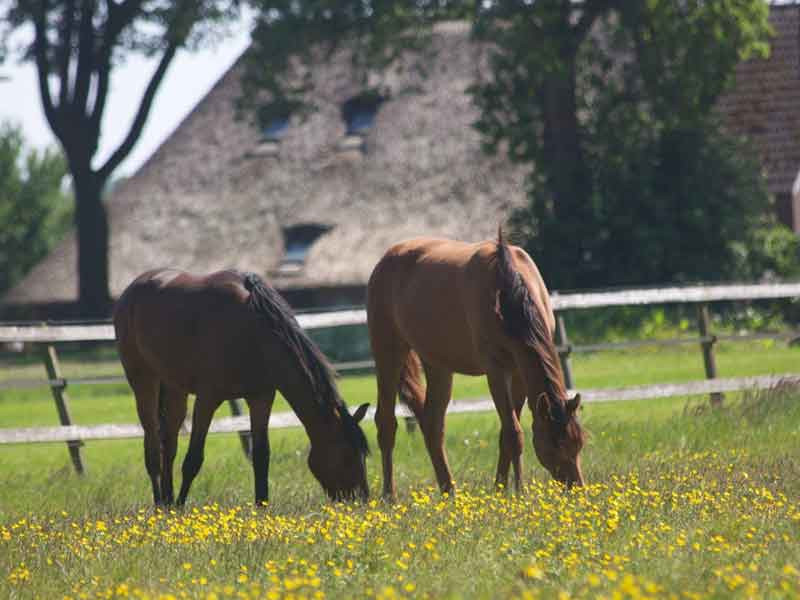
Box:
xmin=1 ymin=339 xmax=799 ymax=598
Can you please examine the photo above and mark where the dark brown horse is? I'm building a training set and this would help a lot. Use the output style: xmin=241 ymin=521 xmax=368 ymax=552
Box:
xmin=113 ymin=269 xmax=369 ymax=506
xmin=367 ymin=230 xmax=585 ymax=498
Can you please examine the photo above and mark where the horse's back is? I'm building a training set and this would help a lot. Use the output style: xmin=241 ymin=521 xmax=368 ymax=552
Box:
xmin=114 ymin=269 xmax=246 ymax=336
xmin=369 ymin=235 xmax=546 ymax=307
xmin=367 ymin=237 xmax=500 ymax=373
xmin=114 ymin=269 xmax=258 ymax=395
xmin=367 ymin=235 xmax=554 ymax=373
xmin=369 ymin=237 xmax=492 ymax=291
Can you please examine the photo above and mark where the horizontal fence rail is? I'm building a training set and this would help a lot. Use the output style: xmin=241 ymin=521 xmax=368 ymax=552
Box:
xmin=0 ymin=310 xmax=368 ymax=343
xmin=4 ymin=281 xmax=800 ymax=343
xmin=2 ymin=280 xmax=800 ymax=467
xmin=549 ymin=281 xmax=800 ymax=310
xmin=1 ymin=373 xmax=797 ymax=445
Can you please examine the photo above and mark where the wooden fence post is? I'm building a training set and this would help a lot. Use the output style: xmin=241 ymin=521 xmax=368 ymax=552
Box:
xmin=555 ymin=314 xmax=575 ymax=390
xmin=227 ymin=399 xmax=252 ymax=458
xmin=697 ymin=304 xmax=723 ymax=407
xmin=41 ymin=344 xmax=85 ymax=474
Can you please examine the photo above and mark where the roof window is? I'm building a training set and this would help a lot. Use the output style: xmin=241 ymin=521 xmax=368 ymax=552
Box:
xmin=337 ymin=92 xmax=385 ymax=155
xmin=342 ymin=91 xmax=385 ymax=136
xmin=251 ymin=102 xmax=293 ymax=158
xmin=262 ymin=115 xmax=290 ymax=142
xmin=275 ymin=224 xmax=332 ymax=275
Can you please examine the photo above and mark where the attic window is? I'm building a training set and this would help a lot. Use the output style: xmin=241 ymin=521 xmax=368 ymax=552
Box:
xmin=251 ymin=104 xmax=292 ymax=158
xmin=342 ymin=92 xmax=385 ymax=136
xmin=276 ymin=224 xmax=332 ymax=275
xmin=262 ymin=115 xmax=290 ymax=142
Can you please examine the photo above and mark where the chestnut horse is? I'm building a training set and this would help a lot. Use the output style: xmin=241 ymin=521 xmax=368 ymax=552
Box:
xmin=367 ymin=230 xmax=585 ymax=498
xmin=113 ymin=269 xmax=369 ymax=506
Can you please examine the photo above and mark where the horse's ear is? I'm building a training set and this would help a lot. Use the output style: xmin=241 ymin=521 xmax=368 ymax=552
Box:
xmin=353 ymin=403 xmax=369 ymax=423
xmin=566 ymin=393 xmax=581 ymax=414
xmin=536 ymin=392 xmax=551 ymax=420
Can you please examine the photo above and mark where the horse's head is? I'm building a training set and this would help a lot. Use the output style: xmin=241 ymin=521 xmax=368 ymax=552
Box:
xmin=531 ymin=393 xmax=585 ymax=487
xmin=307 ymin=403 xmax=370 ymax=501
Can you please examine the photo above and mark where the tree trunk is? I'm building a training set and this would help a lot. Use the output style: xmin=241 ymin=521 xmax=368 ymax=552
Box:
xmin=73 ymin=172 xmax=110 ymax=318
xmin=540 ymin=57 xmax=591 ymax=220
xmin=538 ymin=51 xmax=594 ymax=280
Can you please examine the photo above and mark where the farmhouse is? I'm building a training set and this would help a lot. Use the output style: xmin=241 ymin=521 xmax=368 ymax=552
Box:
xmin=717 ymin=2 xmax=800 ymax=231
xmin=4 ymin=5 xmax=800 ymax=318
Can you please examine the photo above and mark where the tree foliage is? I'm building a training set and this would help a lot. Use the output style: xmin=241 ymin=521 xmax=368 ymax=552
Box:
xmin=241 ymin=0 xmax=469 ymax=124
xmin=471 ymin=0 xmax=793 ymax=289
xmin=0 ymin=122 xmax=72 ymax=296
xmin=1 ymin=0 xmax=239 ymax=315
xmin=243 ymin=0 xmax=793 ymax=290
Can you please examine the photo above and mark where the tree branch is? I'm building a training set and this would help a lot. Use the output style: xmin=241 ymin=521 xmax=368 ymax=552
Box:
xmin=90 ymin=0 xmax=145 ymax=139
xmin=57 ymin=0 xmax=76 ymax=108
xmin=33 ymin=2 xmax=65 ymax=143
xmin=97 ymin=38 xmax=178 ymax=180
xmin=87 ymin=50 xmax=110 ymax=146
xmin=104 ymin=0 xmax=145 ymax=50
xmin=72 ymin=0 xmax=96 ymax=117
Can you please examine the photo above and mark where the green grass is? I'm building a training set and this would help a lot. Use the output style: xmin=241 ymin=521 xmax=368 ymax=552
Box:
xmin=1 ymin=340 xmax=799 ymax=598
xmin=2 ymin=337 xmax=798 ymax=428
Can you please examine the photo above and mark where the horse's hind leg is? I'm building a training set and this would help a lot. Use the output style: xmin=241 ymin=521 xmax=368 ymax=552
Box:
xmin=488 ymin=367 xmax=525 ymax=493
xmin=421 ymin=363 xmax=455 ymax=495
xmin=159 ymin=384 xmax=188 ymax=505
xmin=494 ymin=371 xmax=526 ymax=491
xmin=177 ymin=396 xmax=220 ymax=506
xmin=130 ymin=374 xmax=163 ymax=505
xmin=245 ymin=389 xmax=276 ymax=505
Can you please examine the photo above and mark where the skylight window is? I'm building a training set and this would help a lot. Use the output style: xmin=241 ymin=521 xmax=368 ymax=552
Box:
xmin=342 ymin=92 xmax=385 ymax=136
xmin=276 ymin=224 xmax=332 ymax=275
xmin=250 ymin=102 xmax=293 ymax=158
xmin=262 ymin=115 xmax=290 ymax=142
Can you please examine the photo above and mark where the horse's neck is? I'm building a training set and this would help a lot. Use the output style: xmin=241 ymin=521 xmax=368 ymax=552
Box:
xmin=277 ymin=370 xmax=334 ymax=441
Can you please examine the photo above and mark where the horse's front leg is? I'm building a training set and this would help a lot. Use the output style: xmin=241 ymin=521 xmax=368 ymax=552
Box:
xmin=177 ymin=396 xmax=220 ymax=506
xmin=487 ymin=367 xmax=524 ymax=493
xmin=246 ymin=389 xmax=275 ymax=505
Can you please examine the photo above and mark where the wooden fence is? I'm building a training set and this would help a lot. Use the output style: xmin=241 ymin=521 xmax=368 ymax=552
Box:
xmin=2 ymin=281 xmax=800 ymax=474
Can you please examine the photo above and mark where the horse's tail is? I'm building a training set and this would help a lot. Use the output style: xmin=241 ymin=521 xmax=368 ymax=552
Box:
xmin=495 ymin=227 xmax=568 ymax=413
xmin=398 ymin=350 xmax=425 ymax=421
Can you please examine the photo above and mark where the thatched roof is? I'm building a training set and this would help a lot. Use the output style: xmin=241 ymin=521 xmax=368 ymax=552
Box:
xmin=5 ymin=6 xmax=800 ymax=311
xmin=3 ymin=21 xmax=528 ymax=310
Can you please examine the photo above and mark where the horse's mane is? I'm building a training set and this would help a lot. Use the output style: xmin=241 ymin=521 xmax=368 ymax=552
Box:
xmin=243 ymin=273 xmax=368 ymax=455
xmin=494 ymin=230 xmax=570 ymax=424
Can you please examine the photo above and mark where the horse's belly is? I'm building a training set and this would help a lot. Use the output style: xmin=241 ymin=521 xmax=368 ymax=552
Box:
xmin=137 ymin=326 xmax=263 ymax=399
xmin=396 ymin=310 xmax=484 ymax=375
xmin=151 ymin=356 xmax=263 ymax=399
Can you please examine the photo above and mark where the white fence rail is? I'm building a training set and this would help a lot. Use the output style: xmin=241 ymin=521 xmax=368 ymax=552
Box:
xmin=1 ymin=373 xmax=797 ymax=445
xmin=4 ymin=282 xmax=800 ymax=343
